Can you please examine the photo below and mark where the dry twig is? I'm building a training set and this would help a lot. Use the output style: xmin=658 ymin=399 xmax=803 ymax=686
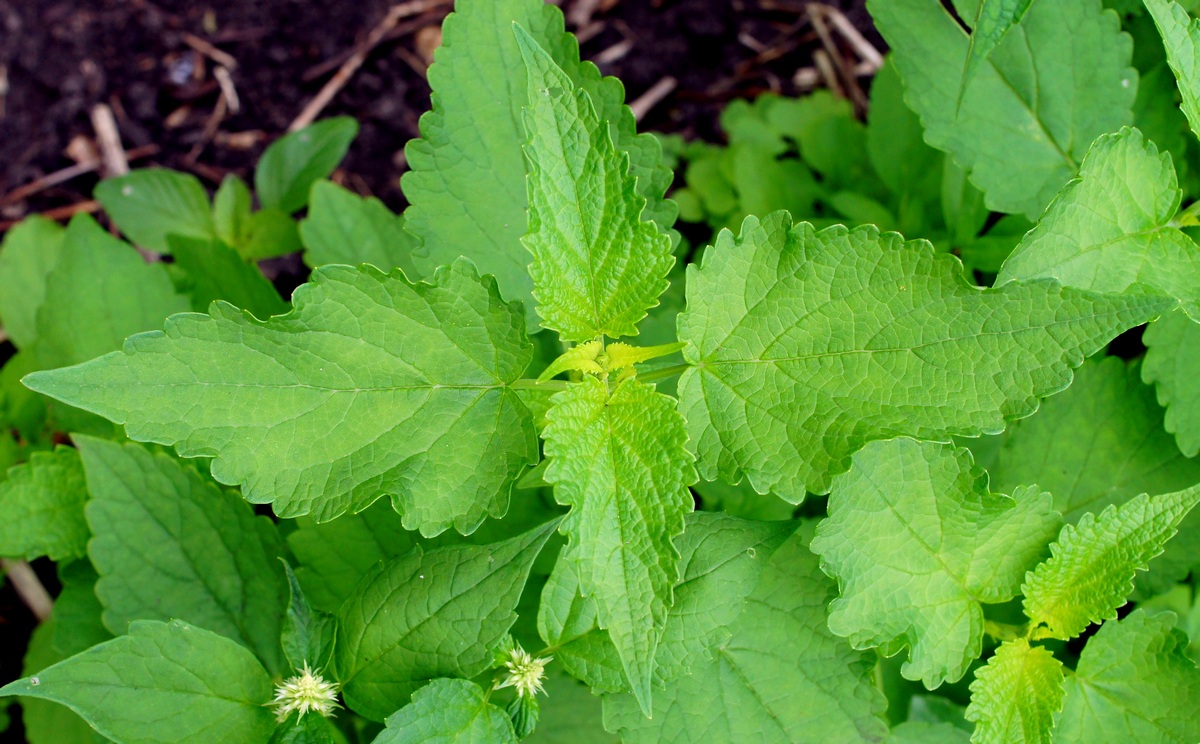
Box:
xmin=182 ymin=32 xmax=239 ymax=70
xmin=1 ymin=559 xmax=53 ymax=623
xmin=90 ymin=103 xmax=129 ymax=177
xmin=0 ymin=145 xmax=158 ymax=205
xmin=630 ymin=76 xmax=677 ymax=121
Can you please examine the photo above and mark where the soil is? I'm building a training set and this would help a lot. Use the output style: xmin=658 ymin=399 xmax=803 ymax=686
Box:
xmin=0 ymin=0 xmax=879 ymax=739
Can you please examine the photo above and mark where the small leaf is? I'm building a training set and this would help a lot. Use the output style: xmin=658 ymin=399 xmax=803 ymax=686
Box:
xmin=373 ymin=679 xmax=517 ymax=744
xmin=238 ymin=208 xmax=302 ymax=260
xmin=280 ymin=561 xmax=337 ymax=673
xmin=94 ymin=169 xmax=215 ymax=253
xmin=1144 ymin=0 xmax=1200 ymax=145
xmin=0 ymin=447 xmax=88 ymax=561
xmin=269 ymin=714 xmax=342 ymax=744
xmin=168 ymin=235 xmax=288 ymax=318
xmin=0 ymin=216 xmax=66 ymax=350
xmin=255 ymin=118 xmax=358 ymax=214
xmin=212 ymin=174 xmax=253 ymax=248
xmin=300 ymin=180 xmax=417 ymax=276
xmin=964 ymin=639 xmax=1064 ymax=744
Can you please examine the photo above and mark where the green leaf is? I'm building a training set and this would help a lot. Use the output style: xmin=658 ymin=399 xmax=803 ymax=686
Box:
xmin=960 ymin=0 xmax=1034 ymax=97
xmin=168 ymin=235 xmax=289 ymax=318
xmin=1145 ymin=0 xmax=1200 ymax=145
xmin=94 ymin=169 xmax=215 ymax=253
xmin=964 ymin=639 xmax=1064 ymax=744
xmin=542 ymin=377 xmax=695 ymax=713
xmin=212 ymin=174 xmax=253 ymax=248
xmin=811 ymin=439 xmax=1060 ymax=687
xmin=870 ymin=0 xmax=1135 ymax=218
xmin=25 ymin=259 xmax=538 ymax=534
xmin=77 ymin=436 xmax=288 ymax=674
xmin=269 ymin=714 xmax=344 ymax=744
xmin=0 ymin=619 xmax=276 ymax=744
xmin=536 ymin=554 xmax=627 ymax=693
xmin=888 ymin=722 xmax=971 ymax=744
xmin=53 ymin=560 xmax=112 ymax=657
xmin=33 ymin=214 xmax=190 ymax=370
xmin=0 ymin=447 xmax=88 ymax=561
xmin=1022 ymin=485 xmax=1200 ymax=639
xmin=525 ymin=669 xmax=617 ymax=744
xmin=997 ymin=128 xmax=1200 ymax=315
xmin=1057 ymin=610 xmax=1200 ymax=743
xmin=677 ymin=212 xmax=1171 ymax=500
xmin=280 ymin=561 xmax=337 ymax=673
xmin=238 ymin=207 xmax=303 ymax=260
xmin=300 ymin=180 xmax=417 ymax=276
xmin=0 ymin=216 xmax=66 ymax=350
xmin=602 ymin=531 xmax=889 ymax=743
xmin=866 ymin=59 xmax=943 ymax=230
xmin=1143 ymin=311 xmax=1200 ymax=456
xmin=337 ymin=519 xmax=558 ymax=721
xmin=374 ymin=679 xmax=517 ymax=744
xmin=255 ymin=118 xmax=358 ymax=214
xmin=693 ymin=477 xmax=796 ymax=521
xmin=402 ymin=0 xmax=674 ymax=330
xmin=19 ymin=620 xmax=109 ymax=744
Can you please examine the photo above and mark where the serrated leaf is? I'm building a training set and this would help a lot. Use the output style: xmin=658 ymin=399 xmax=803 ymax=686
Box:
xmin=677 ymin=212 xmax=1172 ymax=500
xmin=516 ymin=27 xmax=673 ymax=342
xmin=19 ymin=620 xmax=110 ymax=744
xmin=169 ymin=235 xmax=289 ymax=318
xmin=25 ymin=259 xmax=538 ymax=534
xmin=77 ymin=437 xmax=289 ymax=673
xmin=300 ymin=180 xmax=417 ymax=276
xmin=0 ymin=619 xmax=275 ymax=744
xmin=94 ymin=169 xmax=215 ymax=253
xmin=374 ymin=679 xmax=517 ymax=744
xmin=1143 ymin=311 xmax=1200 ymax=456
xmin=542 ymin=377 xmax=695 ymax=713
xmin=998 ymin=128 xmax=1200 ymax=316
xmin=536 ymin=555 xmax=627 ymax=693
xmin=256 ymin=118 xmax=358 ymax=214
xmin=960 ymin=0 xmax=1034 ymax=98
xmin=811 ymin=439 xmax=1060 ymax=687
xmin=870 ymin=0 xmax=1135 ymax=218
xmin=0 ymin=216 xmax=66 ymax=350
xmin=280 ymin=562 xmax=337 ymax=673
xmin=1145 ymin=0 xmax=1200 ymax=144
xmin=602 ymin=531 xmax=889 ymax=743
xmin=0 ymin=447 xmax=88 ymax=561
xmin=1023 ymin=485 xmax=1200 ymax=639
xmin=964 ymin=639 xmax=1064 ymax=744
xmin=337 ymin=518 xmax=558 ymax=721
xmin=1057 ymin=610 xmax=1200 ymax=743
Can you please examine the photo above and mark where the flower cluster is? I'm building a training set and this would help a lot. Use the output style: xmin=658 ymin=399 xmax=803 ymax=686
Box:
xmin=269 ymin=663 xmax=341 ymax=722
xmin=497 ymin=645 xmax=552 ymax=699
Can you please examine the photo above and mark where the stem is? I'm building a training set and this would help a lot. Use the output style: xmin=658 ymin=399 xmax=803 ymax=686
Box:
xmin=637 ymin=363 xmax=691 ymax=384
xmin=983 ymin=619 xmax=1028 ymax=642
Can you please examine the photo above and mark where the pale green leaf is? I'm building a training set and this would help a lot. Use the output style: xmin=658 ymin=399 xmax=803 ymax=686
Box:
xmin=337 ymin=519 xmax=558 ymax=721
xmin=0 ymin=216 xmax=66 ymax=350
xmin=0 ymin=447 xmax=88 ymax=561
xmin=373 ymin=679 xmax=517 ymax=744
xmin=870 ymin=0 xmax=1135 ymax=218
xmin=77 ymin=436 xmax=288 ymax=673
xmin=256 ymin=118 xmax=358 ymax=214
xmin=964 ymin=639 xmax=1064 ymax=744
xmin=25 ymin=259 xmax=538 ymax=534
xmin=280 ymin=561 xmax=337 ymax=673
xmin=542 ymin=377 xmax=695 ymax=713
xmin=94 ymin=169 xmax=215 ymax=253
xmin=169 ymin=235 xmax=289 ymax=319
xmin=300 ymin=180 xmax=417 ymax=276
xmin=811 ymin=439 xmax=1060 ymax=687
xmin=960 ymin=0 xmax=1034 ymax=96
xmin=1023 ymin=485 xmax=1200 ymax=639
xmin=1145 ymin=0 xmax=1200 ymax=144
xmin=19 ymin=620 xmax=109 ymax=744
xmin=888 ymin=722 xmax=971 ymax=744
xmin=0 ymin=619 xmax=276 ymax=744
xmin=677 ymin=212 xmax=1171 ymax=500
xmin=212 ymin=174 xmax=252 ymax=248
xmin=1143 ymin=311 xmax=1200 ymax=456
xmin=1057 ymin=610 xmax=1200 ymax=743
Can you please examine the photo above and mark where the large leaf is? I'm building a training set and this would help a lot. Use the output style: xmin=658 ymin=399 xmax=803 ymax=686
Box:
xmin=870 ymin=0 xmax=1135 ymax=218
xmin=255 ymin=117 xmax=358 ymax=214
xmin=94 ymin=169 xmax=215 ymax=253
xmin=373 ymin=679 xmax=517 ymax=744
xmin=1143 ymin=311 xmax=1200 ymax=456
xmin=811 ymin=439 xmax=1059 ymax=687
xmin=300 ymin=180 xmax=417 ymax=276
xmin=1145 ymin=0 xmax=1200 ymax=144
xmin=677 ymin=212 xmax=1172 ymax=500
xmin=0 ymin=447 xmax=88 ymax=561
xmin=25 ymin=259 xmax=538 ymax=534
xmin=964 ymin=639 xmax=1064 ymax=744
xmin=0 ymin=620 xmax=275 ymax=744
xmin=542 ymin=377 xmax=695 ymax=713
xmin=0 ymin=216 xmax=66 ymax=350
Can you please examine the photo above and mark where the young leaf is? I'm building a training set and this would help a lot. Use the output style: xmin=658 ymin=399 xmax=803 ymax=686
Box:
xmin=168 ymin=235 xmax=289 ymax=318
xmin=25 ymin=259 xmax=538 ymax=533
xmin=964 ymin=639 xmax=1064 ymax=744
xmin=677 ymin=212 xmax=1172 ymax=500
xmin=255 ymin=117 xmax=358 ymax=214
xmin=374 ymin=679 xmax=517 ymax=744
xmin=1143 ymin=311 xmax=1200 ymax=456
xmin=336 ymin=519 xmax=559 ymax=721
xmin=0 ymin=619 xmax=276 ymax=744
xmin=1057 ymin=610 xmax=1200 ymax=742
xmin=0 ymin=216 xmax=65 ymax=350
xmin=997 ymin=128 xmax=1200 ymax=316
xmin=212 ymin=174 xmax=252 ymax=248
xmin=1144 ymin=0 xmax=1200 ymax=144
xmin=0 ymin=447 xmax=88 ymax=561
xmin=516 ymin=27 xmax=673 ymax=342
xmin=542 ymin=377 xmax=695 ymax=713
xmin=94 ymin=169 xmax=215 ymax=253
xmin=299 ymin=180 xmax=417 ymax=276
xmin=811 ymin=439 xmax=1060 ymax=687
xmin=280 ymin=561 xmax=337 ymax=673
xmin=1023 ymin=485 xmax=1200 ymax=639
xmin=870 ymin=0 xmax=1135 ymax=218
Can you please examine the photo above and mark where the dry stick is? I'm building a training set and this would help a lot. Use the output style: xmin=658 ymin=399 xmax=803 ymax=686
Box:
xmin=594 ymin=38 xmax=633 ymax=65
xmin=0 ymin=145 xmax=159 ymax=205
xmin=213 ymin=65 xmax=240 ymax=113
xmin=185 ymin=93 xmax=229 ymax=164
xmin=302 ymin=16 xmax=433 ymax=81
xmin=568 ymin=0 xmax=604 ymax=27
xmin=630 ymin=76 xmax=677 ymax=122
xmin=289 ymin=0 xmax=451 ymax=132
xmin=1 ymin=559 xmax=53 ymax=622
xmin=819 ymin=4 xmax=883 ymax=71
xmin=0 ymin=64 xmax=8 ymax=122
xmin=90 ymin=103 xmax=129 ymax=177
xmin=812 ymin=50 xmax=844 ymax=98
xmin=182 ymin=32 xmax=239 ymax=70
xmin=808 ymin=4 xmax=866 ymax=111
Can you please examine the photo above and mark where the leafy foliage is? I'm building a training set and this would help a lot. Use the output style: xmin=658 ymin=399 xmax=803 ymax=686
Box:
xmin=964 ymin=639 xmax=1064 ymax=744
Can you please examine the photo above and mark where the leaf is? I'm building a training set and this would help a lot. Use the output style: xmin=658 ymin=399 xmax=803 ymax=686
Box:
xmin=536 ymin=555 xmax=627 ymax=693
xmin=1143 ymin=311 xmax=1200 ymax=456
xmin=19 ymin=620 xmax=109 ymax=744
xmin=0 ymin=216 xmax=66 ymax=350
xmin=0 ymin=619 xmax=276 ymax=744
xmin=866 ymin=59 xmax=943 ymax=228
xmin=870 ymin=0 xmax=1135 ymax=218
xmin=692 ymin=477 xmax=796 ymax=521
xmin=53 ymin=560 xmax=112 ymax=657
xmin=602 ymin=531 xmax=889 ymax=743
xmin=33 ymin=214 xmax=190 ymax=370
xmin=238 ymin=208 xmax=303 ymax=260
xmin=516 ymin=27 xmax=673 ymax=342
xmin=811 ymin=439 xmax=1060 ymax=687
xmin=25 ymin=259 xmax=538 ymax=534
xmin=402 ymin=0 xmax=674 ymax=329
xmin=1144 ymin=0 xmax=1200 ymax=145
xmin=1057 ymin=610 xmax=1200 ymax=743
xmin=1022 ymin=485 xmax=1200 ymax=639
xmin=677 ymin=212 xmax=1172 ymax=500
xmin=300 ymin=180 xmax=417 ymax=276
xmin=280 ymin=562 xmax=337 ymax=673
xmin=336 ymin=519 xmax=558 ymax=721
xmin=77 ymin=436 xmax=289 ymax=674
xmin=212 ymin=174 xmax=253 ymax=248
xmin=94 ymin=169 xmax=215 ymax=253
xmin=997 ymin=128 xmax=1200 ymax=316
xmin=888 ymin=722 xmax=971 ymax=744
xmin=168 ymin=235 xmax=289 ymax=319
xmin=542 ymin=376 xmax=695 ymax=713
xmin=270 ymin=714 xmax=343 ymax=744
xmin=255 ymin=117 xmax=358 ymax=214
xmin=0 ymin=447 xmax=88 ymax=561
xmin=964 ymin=639 xmax=1064 ymax=744
xmin=960 ymin=0 xmax=1034 ymax=98
xmin=373 ymin=679 xmax=517 ymax=744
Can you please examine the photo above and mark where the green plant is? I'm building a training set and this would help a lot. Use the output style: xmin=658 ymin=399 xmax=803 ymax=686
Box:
xmin=2 ymin=0 xmax=1200 ymax=742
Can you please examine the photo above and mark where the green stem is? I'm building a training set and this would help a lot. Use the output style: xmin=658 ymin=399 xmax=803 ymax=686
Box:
xmin=983 ymin=620 xmax=1028 ymax=642
xmin=637 ymin=363 xmax=692 ymax=384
